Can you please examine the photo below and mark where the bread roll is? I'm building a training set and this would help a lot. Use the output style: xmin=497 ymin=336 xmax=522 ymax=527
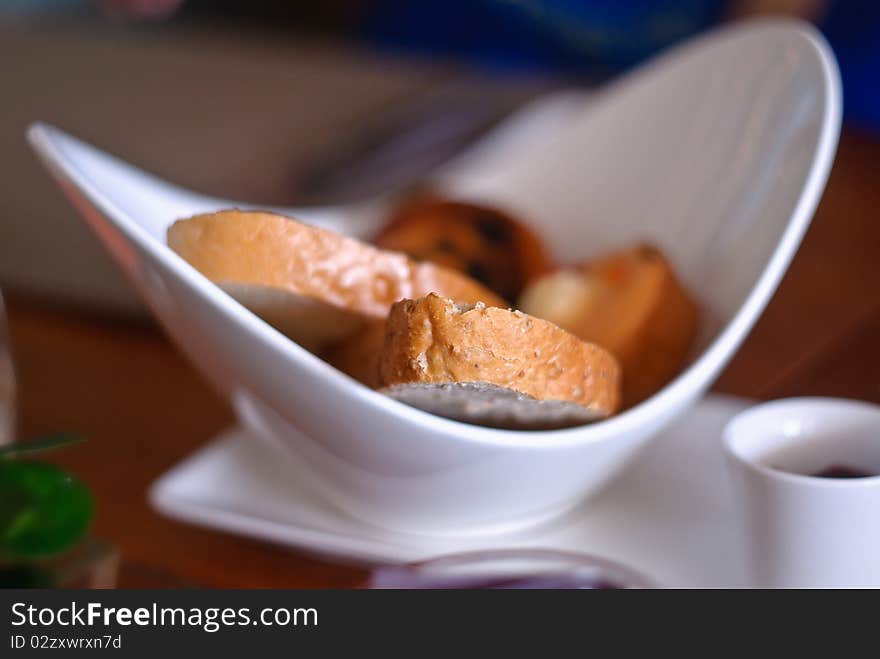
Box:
xmin=375 ymin=197 xmax=549 ymax=302
xmin=519 ymin=245 xmax=698 ymax=406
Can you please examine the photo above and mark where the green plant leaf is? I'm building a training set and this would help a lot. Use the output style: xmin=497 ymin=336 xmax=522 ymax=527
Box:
xmin=0 ymin=434 xmax=85 ymax=460
xmin=0 ymin=460 xmax=94 ymax=560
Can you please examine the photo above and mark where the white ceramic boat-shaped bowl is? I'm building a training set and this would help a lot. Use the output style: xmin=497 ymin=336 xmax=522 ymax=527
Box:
xmin=29 ymin=20 xmax=840 ymax=535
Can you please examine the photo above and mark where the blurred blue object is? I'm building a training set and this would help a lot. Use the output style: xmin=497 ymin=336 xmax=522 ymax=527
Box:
xmin=362 ymin=0 xmax=880 ymax=131
xmin=820 ymin=1 xmax=880 ymax=131
xmin=361 ymin=0 xmax=726 ymax=76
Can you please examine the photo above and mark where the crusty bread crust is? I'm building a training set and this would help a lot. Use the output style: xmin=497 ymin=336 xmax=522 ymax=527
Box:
xmin=519 ymin=245 xmax=698 ymax=406
xmin=378 ymin=294 xmax=621 ymax=424
xmin=168 ymin=210 xmax=505 ymax=348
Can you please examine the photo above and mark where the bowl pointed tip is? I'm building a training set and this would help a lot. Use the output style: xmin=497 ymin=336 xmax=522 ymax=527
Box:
xmin=26 ymin=121 xmax=54 ymax=149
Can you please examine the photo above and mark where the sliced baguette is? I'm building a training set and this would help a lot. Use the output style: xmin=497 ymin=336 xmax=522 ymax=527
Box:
xmin=168 ymin=210 xmax=505 ymax=349
xmin=378 ymin=294 xmax=621 ymax=429
xmin=518 ymin=244 xmax=698 ymax=407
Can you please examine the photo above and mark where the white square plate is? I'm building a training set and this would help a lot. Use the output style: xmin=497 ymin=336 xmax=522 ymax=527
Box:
xmin=150 ymin=395 xmax=752 ymax=587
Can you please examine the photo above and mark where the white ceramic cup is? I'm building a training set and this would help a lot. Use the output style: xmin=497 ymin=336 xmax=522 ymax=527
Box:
xmin=723 ymin=397 xmax=880 ymax=588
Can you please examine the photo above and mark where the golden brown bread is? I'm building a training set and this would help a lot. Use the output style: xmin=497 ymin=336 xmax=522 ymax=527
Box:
xmin=375 ymin=197 xmax=549 ymax=302
xmin=322 ymin=320 xmax=386 ymax=389
xmin=168 ymin=209 xmax=505 ymax=349
xmin=377 ymin=294 xmax=621 ymax=428
xmin=518 ymin=244 xmax=698 ymax=407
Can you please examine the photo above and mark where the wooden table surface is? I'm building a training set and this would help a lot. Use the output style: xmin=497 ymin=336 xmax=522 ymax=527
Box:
xmin=6 ymin=129 xmax=880 ymax=588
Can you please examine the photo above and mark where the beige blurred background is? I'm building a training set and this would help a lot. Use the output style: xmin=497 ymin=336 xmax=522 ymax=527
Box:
xmin=1 ymin=19 xmax=539 ymax=314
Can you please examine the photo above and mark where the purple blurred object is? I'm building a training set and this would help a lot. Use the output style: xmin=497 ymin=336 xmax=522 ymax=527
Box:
xmin=368 ymin=549 xmax=655 ymax=589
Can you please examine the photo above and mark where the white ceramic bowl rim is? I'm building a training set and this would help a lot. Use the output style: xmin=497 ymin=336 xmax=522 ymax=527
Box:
xmin=28 ymin=19 xmax=841 ymax=451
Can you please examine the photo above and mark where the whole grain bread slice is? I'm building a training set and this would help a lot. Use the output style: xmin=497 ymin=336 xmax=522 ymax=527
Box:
xmin=378 ymin=294 xmax=621 ymax=429
xmin=168 ymin=210 xmax=505 ymax=349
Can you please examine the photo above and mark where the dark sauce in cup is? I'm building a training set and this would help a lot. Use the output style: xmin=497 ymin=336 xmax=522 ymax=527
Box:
xmin=812 ymin=465 xmax=876 ymax=479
